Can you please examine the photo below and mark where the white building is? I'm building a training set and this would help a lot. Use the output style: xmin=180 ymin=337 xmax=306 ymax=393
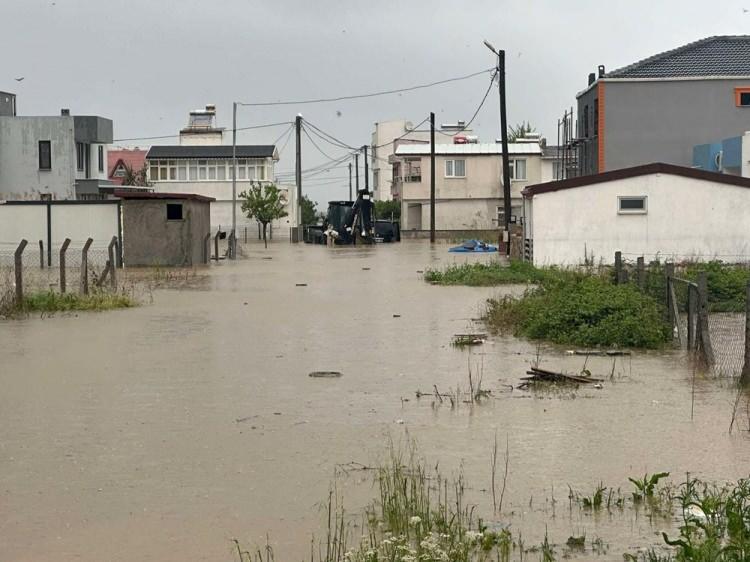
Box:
xmin=523 ymin=162 xmax=750 ymax=265
xmin=370 ymin=119 xmax=473 ymax=201
xmin=0 ymin=92 xmax=114 ymax=201
xmin=391 ymin=139 xmax=542 ymax=234
xmin=146 ymin=105 xmax=295 ymax=237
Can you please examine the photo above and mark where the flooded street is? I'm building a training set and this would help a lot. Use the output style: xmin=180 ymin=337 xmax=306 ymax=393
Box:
xmin=2 ymin=240 xmax=749 ymax=562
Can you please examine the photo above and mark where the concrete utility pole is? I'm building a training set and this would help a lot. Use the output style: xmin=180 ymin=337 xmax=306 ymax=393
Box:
xmin=363 ymin=145 xmax=369 ymax=193
xmin=348 ymin=162 xmax=352 ymax=200
xmin=354 ymin=152 xmax=360 ymax=197
xmin=484 ymin=40 xmax=512 ymax=256
xmin=295 ymin=114 xmax=302 ymax=240
xmin=429 ymin=111 xmax=436 ymax=243
xmin=231 ymin=101 xmax=238 ymax=258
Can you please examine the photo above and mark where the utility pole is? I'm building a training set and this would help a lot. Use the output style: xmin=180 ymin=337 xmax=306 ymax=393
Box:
xmin=354 ymin=152 xmax=360 ymax=196
xmin=484 ymin=40 xmax=512 ymax=256
xmin=295 ymin=114 xmax=302 ymax=241
xmin=429 ymin=111 xmax=436 ymax=243
xmin=363 ymin=145 xmax=369 ymax=193
xmin=348 ymin=162 xmax=352 ymax=200
xmin=231 ymin=101 xmax=237 ymax=258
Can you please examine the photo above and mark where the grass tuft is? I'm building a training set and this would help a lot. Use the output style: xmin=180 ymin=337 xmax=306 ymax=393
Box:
xmin=19 ymin=291 xmax=135 ymax=313
xmin=424 ymin=260 xmax=550 ymax=286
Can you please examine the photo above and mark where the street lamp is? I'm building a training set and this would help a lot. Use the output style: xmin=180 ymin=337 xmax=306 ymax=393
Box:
xmin=484 ymin=39 xmax=512 ymax=257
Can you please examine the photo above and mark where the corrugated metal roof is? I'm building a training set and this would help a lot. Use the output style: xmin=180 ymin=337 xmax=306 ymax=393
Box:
xmin=146 ymin=145 xmax=276 ymax=160
xmin=606 ymin=36 xmax=750 ymax=79
xmin=394 ymin=142 xmax=541 ymax=156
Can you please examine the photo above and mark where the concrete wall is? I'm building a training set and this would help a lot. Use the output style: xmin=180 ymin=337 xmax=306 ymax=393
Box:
xmin=400 ymin=198 xmax=501 ymax=231
xmin=122 ymin=199 xmax=210 ymax=266
xmin=371 ymin=120 xmax=431 ymax=201
xmin=529 ymin=173 xmax=750 ymax=265
xmin=0 ymin=116 xmax=76 ymax=200
xmin=0 ymin=201 xmax=119 ymax=265
xmin=602 ymin=79 xmax=750 ymax=172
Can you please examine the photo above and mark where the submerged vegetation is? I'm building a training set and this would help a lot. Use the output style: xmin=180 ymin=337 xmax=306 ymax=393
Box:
xmin=20 ymin=290 xmax=135 ymax=313
xmin=485 ymin=275 xmax=671 ymax=348
xmin=424 ymin=260 xmax=547 ymax=286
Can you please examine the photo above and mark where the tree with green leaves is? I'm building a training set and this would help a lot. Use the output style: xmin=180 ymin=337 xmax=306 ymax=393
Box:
xmin=240 ymin=183 xmax=288 ymax=248
xmin=508 ymin=122 xmax=536 ymax=142
xmin=121 ymin=164 xmax=150 ymax=186
xmin=374 ymin=199 xmax=400 ymax=221
xmin=301 ymin=195 xmax=319 ymax=225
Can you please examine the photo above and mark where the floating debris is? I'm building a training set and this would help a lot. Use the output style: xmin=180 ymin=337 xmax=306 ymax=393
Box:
xmin=296 ymin=283 xmax=307 ymax=287
xmin=362 ymin=267 xmax=371 ymax=270
xmin=393 ymin=314 xmax=401 ymax=318
xmin=452 ymin=333 xmax=487 ymax=347
xmin=519 ymin=367 xmax=604 ymax=389
xmin=566 ymin=350 xmax=631 ymax=356
xmin=309 ymin=371 xmax=343 ymax=378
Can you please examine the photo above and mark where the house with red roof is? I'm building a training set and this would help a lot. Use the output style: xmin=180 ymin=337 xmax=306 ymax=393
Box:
xmin=108 ymin=148 xmax=147 ymax=185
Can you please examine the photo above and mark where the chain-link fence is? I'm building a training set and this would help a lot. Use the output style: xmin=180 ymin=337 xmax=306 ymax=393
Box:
xmin=614 ymin=251 xmax=749 ymax=380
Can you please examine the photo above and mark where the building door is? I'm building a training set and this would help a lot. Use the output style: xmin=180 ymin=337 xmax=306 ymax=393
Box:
xmin=407 ymin=203 xmax=422 ymax=230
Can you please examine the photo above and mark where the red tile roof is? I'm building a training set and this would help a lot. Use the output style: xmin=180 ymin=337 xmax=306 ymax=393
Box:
xmin=108 ymin=149 xmax=147 ymax=185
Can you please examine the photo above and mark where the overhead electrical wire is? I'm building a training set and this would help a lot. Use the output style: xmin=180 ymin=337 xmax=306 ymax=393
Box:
xmin=113 ymin=120 xmax=293 ymax=143
xmin=236 ymin=67 xmax=494 ymax=107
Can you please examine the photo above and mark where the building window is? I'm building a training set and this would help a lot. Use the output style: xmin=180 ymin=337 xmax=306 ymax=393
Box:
xmin=735 ymin=87 xmax=750 ymax=106
xmin=166 ymin=203 xmax=183 ymax=220
xmin=445 ymin=159 xmax=466 ymax=178
xmin=38 ymin=140 xmax=51 ymax=170
xmin=98 ymin=146 xmax=104 ymax=172
xmin=509 ymin=158 xmax=527 ymax=180
xmin=76 ymin=142 xmax=85 ymax=171
xmin=618 ymin=196 xmax=647 ymax=214
xmin=583 ymin=105 xmax=589 ymax=137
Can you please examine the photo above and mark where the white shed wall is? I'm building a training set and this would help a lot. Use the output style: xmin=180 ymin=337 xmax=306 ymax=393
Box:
xmin=530 ymin=173 xmax=750 ymax=265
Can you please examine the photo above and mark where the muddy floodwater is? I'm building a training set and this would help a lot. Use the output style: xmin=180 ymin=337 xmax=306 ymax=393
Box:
xmin=2 ymin=240 xmax=749 ymax=561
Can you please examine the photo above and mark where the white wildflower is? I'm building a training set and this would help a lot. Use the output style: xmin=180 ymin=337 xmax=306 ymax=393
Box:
xmin=409 ymin=515 xmax=422 ymax=526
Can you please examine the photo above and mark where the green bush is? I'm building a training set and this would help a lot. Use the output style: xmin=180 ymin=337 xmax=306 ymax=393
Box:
xmin=684 ymin=261 xmax=750 ymax=312
xmin=486 ymin=275 xmax=671 ymax=349
xmin=424 ymin=260 xmax=550 ymax=286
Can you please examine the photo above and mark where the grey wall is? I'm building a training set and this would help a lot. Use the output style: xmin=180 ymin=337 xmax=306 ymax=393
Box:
xmin=122 ymin=199 xmax=211 ymax=266
xmin=603 ymin=79 xmax=750 ymax=172
xmin=0 ymin=92 xmax=16 ymax=117
xmin=0 ymin=116 xmax=76 ymax=200
xmin=73 ymin=116 xmax=113 ymax=144
xmin=576 ymin=85 xmax=599 ymax=175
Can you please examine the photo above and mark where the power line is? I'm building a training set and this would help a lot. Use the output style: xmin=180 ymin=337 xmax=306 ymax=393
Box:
xmin=113 ymin=121 xmax=293 ymax=143
xmin=302 ymin=124 xmax=351 ymax=162
xmin=434 ymin=69 xmax=497 ymax=137
xmin=236 ymin=68 xmax=494 ymax=107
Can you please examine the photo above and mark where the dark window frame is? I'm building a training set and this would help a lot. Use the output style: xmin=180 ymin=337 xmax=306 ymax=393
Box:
xmin=618 ymin=195 xmax=647 ymax=214
xmin=38 ymin=140 xmax=52 ymax=170
xmin=166 ymin=202 xmax=184 ymax=221
xmin=98 ymin=145 xmax=104 ymax=173
xmin=76 ymin=142 xmax=85 ymax=171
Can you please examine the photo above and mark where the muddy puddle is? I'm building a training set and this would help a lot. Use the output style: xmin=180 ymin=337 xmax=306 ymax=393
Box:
xmin=1 ymin=240 xmax=749 ymax=561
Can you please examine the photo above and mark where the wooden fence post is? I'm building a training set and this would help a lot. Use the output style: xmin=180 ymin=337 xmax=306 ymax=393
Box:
xmin=614 ymin=251 xmax=623 ymax=284
xmin=637 ymin=256 xmax=645 ymax=289
xmin=213 ymin=230 xmax=220 ymax=261
xmin=59 ymin=238 xmax=71 ymax=293
xmin=39 ymin=240 xmax=44 ymax=269
xmin=687 ymin=284 xmax=695 ymax=351
xmin=107 ymin=236 xmax=117 ymax=289
xmin=80 ymin=238 xmax=93 ymax=295
xmin=665 ymin=262 xmax=675 ymax=322
xmin=741 ymin=280 xmax=750 ymax=385
xmin=697 ymin=271 xmax=715 ymax=366
xmin=14 ymin=239 xmax=28 ymax=305
xmin=244 ymin=226 xmax=247 ymax=244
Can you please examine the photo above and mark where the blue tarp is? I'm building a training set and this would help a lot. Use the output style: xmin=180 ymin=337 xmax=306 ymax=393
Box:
xmin=448 ymin=239 xmax=498 ymax=253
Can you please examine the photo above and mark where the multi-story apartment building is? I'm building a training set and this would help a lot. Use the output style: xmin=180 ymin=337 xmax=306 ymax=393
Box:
xmin=576 ymin=36 xmax=750 ymax=176
xmin=0 ymin=92 xmax=114 ymax=200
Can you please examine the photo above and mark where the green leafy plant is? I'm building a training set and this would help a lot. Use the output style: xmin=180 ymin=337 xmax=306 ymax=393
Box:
xmin=629 ymin=472 xmax=670 ymax=503
xmin=240 ymin=182 xmax=289 ymax=248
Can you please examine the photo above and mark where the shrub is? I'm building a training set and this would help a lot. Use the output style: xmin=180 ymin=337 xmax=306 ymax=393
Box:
xmin=486 ymin=275 xmax=671 ymax=349
xmin=20 ymin=291 xmax=135 ymax=313
xmin=424 ymin=260 xmax=550 ymax=286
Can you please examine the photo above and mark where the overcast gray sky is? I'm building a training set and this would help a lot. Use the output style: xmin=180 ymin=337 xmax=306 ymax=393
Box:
xmin=3 ymin=0 xmax=750 ymax=203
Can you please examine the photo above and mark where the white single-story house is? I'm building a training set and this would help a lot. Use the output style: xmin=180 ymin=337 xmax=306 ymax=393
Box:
xmin=522 ymin=162 xmax=750 ymax=265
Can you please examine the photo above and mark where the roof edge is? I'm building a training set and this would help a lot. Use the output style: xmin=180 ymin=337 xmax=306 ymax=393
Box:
xmin=523 ymin=163 xmax=750 ymax=197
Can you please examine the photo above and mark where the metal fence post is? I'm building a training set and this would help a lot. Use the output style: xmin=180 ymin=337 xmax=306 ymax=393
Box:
xmin=665 ymin=262 xmax=675 ymax=321
xmin=687 ymin=284 xmax=695 ymax=351
xmin=741 ymin=280 xmax=750 ymax=386
xmin=39 ymin=240 xmax=44 ymax=269
xmin=244 ymin=226 xmax=247 ymax=244
xmin=614 ymin=251 xmax=623 ymax=284
xmin=107 ymin=236 xmax=117 ymax=290
xmin=80 ymin=238 xmax=93 ymax=295
xmin=14 ymin=239 xmax=28 ymax=305
xmin=59 ymin=238 xmax=71 ymax=293
xmin=203 ymin=232 xmax=210 ymax=264
xmin=636 ymin=256 xmax=645 ymax=289
xmin=214 ymin=230 xmax=220 ymax=261
xmin=697 ymin=271 xmax=715 ymax=366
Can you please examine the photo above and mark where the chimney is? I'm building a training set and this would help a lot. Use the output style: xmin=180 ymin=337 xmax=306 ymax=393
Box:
xmin=61 ymin=108 xmax=70 ymax=116
xmin=598 ymin=65 xmax=605 ymax=78
xmin=588 ymin=73 xmax=596 ymax=86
